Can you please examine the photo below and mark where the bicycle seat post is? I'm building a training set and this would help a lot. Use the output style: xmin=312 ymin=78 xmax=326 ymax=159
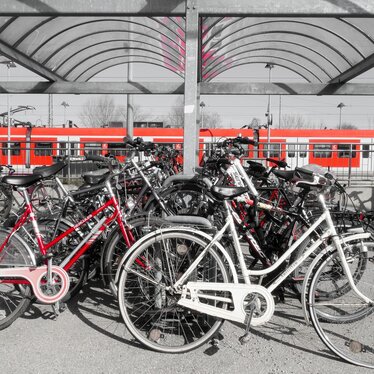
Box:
xmin=19 ymin=186 xmax=45 ymax=252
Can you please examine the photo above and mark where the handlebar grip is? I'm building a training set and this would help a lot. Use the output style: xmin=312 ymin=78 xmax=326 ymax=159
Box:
xmin=266 ymin=158 xmax=288 ymax=168
xmin=123 ymin=136 xmax=136 ymax=147
xmin=237 ymin=137 xmax=257 ymax=146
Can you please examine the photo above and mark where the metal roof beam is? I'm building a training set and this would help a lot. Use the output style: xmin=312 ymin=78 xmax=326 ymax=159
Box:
xmin=330 ymin=53 xmax=374 ymax=84
xmin=1 ymin=1 xmax=374 ymax=16
xmin=0 ymin=81 xmax=184 ymax=94
xmin=0 ymin=40 xmax=64 ymax=81
xmin=198 ymin=1 xmax=374 ymax=16
xmin=200 ymin=82 xmax=374 ymax=95
xmin=0 ymin=1 xmax=186 ymax=16
xmin=2 ymin=81 xmax=374 ymax=95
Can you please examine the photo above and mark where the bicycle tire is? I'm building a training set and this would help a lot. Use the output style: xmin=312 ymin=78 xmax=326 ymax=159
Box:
xmin=144 ymin=182 xmax=214 ymax=217
xmin=290 ymin=219 xmax=370 ymax=296
xmin=0 ymin=184 xmax=13 ymax=221
xmin=118 ymin=230 xmax=229 ymax=353
xmin=0 ymin=229 xmax=35 ymax=330
xmin=101 ymin=215 xmax=167 ymax=296
xmin=307 ymin=245 xmax=374 ymax=368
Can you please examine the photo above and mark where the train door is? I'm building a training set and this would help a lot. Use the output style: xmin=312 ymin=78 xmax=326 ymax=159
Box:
xmin=285 ymin=138 xmax=308 ymax=169
xmin=258 ymin=138 xmax=286 ymax=164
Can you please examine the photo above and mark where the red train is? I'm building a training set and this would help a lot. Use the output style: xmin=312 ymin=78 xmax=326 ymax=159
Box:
xmin=0 ymin=127 xmax=371 ymax=173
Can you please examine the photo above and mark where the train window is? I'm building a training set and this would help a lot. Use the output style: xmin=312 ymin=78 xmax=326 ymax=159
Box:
xmin=58 ymin=142 xmax=67 ymax=157
xmin=34 ymin=142 xmax=53 ymax=156
xmin=313 ymin=144 xmax=331 ymax=158
xmin=84 ymin=143 xmax=102 ymax=156
xmin=287 ymin=144 xmax=296 ymax=158
xmin=362 ymin=144 xmax=370 ymax=159
xmin=69 ymin=142 xmax=79 ymax=156
xmin=299 ymin=144 xmax=307 ymax=158
xmin=2 ymin=142 xmax=20 ymax=156
xmin=264 ymin=143 xmax=281 ymax=158
xmin=337 ymin=144 xmax=356 ymax=158
xmin=107 ymin=143 xmax=127 ymax=156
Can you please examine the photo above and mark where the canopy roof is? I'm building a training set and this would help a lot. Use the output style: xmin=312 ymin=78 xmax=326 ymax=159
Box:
xmin=0 ymin=15 xmax=374 ymax=84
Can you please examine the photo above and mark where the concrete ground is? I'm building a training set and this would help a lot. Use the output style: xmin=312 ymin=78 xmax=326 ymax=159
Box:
xmin=0 ymin=282 xmax=372 ymax=374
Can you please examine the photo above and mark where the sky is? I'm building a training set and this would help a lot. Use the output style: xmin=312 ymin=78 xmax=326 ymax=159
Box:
xmin=1 ymin=61 xmax=374 ymax=129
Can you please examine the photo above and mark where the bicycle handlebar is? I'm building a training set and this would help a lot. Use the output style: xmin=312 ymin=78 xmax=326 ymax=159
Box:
xmin=123 ymin=136 xmax=156 ymax=152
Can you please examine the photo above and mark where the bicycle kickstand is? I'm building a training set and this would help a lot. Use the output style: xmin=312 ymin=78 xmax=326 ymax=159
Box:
xmin=239 ymin=303 xmax=256 ymax=345
xmin=51 ymin=301 xmax=67 ymax=320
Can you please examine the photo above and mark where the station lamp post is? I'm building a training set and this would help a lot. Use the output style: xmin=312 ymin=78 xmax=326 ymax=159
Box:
xmin=265 ymin=63 xmax=274 ymax=157
xmin=337 ymin=102 xmax=346 ymax=130
xmin=1 ymin=61 xmax=17 ymax=165
xmin=61 ymin=101 xmax=70 ymax=126
xmin=200 ymin=101 xmax=206 ymax=128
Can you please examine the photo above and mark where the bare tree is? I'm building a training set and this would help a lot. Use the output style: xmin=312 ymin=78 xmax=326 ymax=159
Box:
xmin=281 ymin=113 xmax=316 ymax=129
xmin=80 ymin=96 xmax=150 ymax=127
xmin=247 ymin=117 xmax=262 ymax=128
xmin=203 ymin=112 xmax=222 ymax=128
xmin=116 ymin=104 xmax=147 ymax=123
xmin=166 ymin=97 xmax=184 ymax=127
xmin=80 ymin=96 xmax=118 ymax=127
xmin=340 ymin=122 xmax=358 ymax=129
xmin=166 ymin=97 xmax=222 ymax=128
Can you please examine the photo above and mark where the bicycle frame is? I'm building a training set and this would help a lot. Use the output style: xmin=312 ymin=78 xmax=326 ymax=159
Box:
xmin=173 ymin=193 xmax=372 ymax=325
xmin=0 ymin=179 xmax=133 ymax=280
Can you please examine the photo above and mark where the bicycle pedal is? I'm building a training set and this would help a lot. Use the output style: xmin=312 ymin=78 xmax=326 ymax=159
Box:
xmin=204 ymin=338 xmax=220 ymax=356
xmin=59 ymin=302 xmax=67 ymax=313
xmin=273 ymin=294 xmax=285 ymax=304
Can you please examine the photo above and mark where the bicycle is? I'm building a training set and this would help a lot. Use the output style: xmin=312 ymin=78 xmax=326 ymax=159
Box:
xmin=0 ymin=165 xmax=135 ymax=330
xmin=116 ymin=174 xmax=374 ymax=368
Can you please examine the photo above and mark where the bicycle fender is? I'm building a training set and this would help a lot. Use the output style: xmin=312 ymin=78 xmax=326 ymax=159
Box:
xmin=301 ymin=232 xmax=372 ymax=325
xmin=114 ymin=226 xmax=239 ymax=285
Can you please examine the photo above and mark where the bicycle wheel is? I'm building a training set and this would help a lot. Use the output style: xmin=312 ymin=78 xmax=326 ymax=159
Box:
xmin=102 ymin=215 xmax=167 ymax=296
xmin=0 ymin=229 xmax=35 ymax=330
xmin=307 ymin=243 xmax=374 ymax=368
xmin=30 ymin=180 xmax=62 ymax=216
xmin=0 ymin=184 xmax=13 ymax=221
xmin=290 ymin=221 xmax=370 ymax=296
xmin=144 ymin=183 xmax=213 ymax=217
xmin=118 ymin=231 xmax=229 ymax=353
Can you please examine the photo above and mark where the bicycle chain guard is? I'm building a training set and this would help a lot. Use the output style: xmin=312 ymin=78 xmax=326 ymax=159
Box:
xmin=178 ymin=282 xmax=275 ymax=326
xmin=0 ymin=265 xmax=70 ymax=304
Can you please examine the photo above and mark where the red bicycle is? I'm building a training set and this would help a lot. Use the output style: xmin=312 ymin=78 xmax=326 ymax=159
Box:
xmin=0 ymin=169 xmax=135 ymax=330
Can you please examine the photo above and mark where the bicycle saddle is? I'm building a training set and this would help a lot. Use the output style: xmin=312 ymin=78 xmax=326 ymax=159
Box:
xmin=2 ymin=174 xmax=42 ymax=187
xmin=211 ymin=185 xmax=249 ymax=200
xmin=82 ymin=168 xmax=110 ymax=185
xmin=33 ymin=162 xmax=66 ymax=178
xmin=272 ymin=169 xmax=294 ymax=181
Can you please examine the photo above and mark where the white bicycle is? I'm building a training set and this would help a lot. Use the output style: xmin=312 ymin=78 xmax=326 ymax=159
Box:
xmin=116 ymin=175 xmax=374 ymax=368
